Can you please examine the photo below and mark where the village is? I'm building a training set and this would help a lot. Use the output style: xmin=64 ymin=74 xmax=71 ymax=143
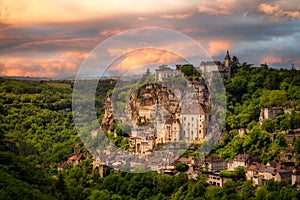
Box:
xmin=58 ymin=51 xmax=300 ymax=188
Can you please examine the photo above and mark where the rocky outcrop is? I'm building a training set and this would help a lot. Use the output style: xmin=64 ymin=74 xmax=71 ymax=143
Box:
xmin=101 ymin=80 xmax=210 ymax=131
xmin=101 ymin=93 xmax=114 ymax=131
xmin=128 ymin=84 xmax=180 ymax=124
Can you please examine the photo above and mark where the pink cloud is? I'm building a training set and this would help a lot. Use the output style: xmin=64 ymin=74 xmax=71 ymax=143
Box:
xmin=109 ymin=49 xmax=182 ymax=73
xmin=0 ymin=51 xmax=89 ymax=77
xmin=100 ymin=29 xmax=124 ymax=36
xmin=258 ymin=3 xmax=300 ymax=20
xmin=207 ymin=40 xmax=231 ymax=56
xmin=260 ymin=56 xmax=300 ymax=65
xmin=137 ymin=17 xmax=149 ymax=21
xmin=160 ymin=13 xmax=192 ymax=19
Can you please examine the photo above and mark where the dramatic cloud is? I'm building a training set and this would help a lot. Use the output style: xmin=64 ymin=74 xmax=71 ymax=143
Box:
xmin=0 ymin=0 xmax=300 ymax=77
xmin=207 ymin=40 xmax=232 ymax=56
xmin=258 ymin=3 xmax=300 ymax=20
xmin=0 ymin=0 xmax=198 ymax=24
xmin=0 ymin=51 xmax=88 ymax=77
xmin=198 ymin=0 xmax=264 ymax=15
xmin=108 ymin=49 xmax=182 ymax=74
xmin=159 ymin=13 xmax=192 ymax=19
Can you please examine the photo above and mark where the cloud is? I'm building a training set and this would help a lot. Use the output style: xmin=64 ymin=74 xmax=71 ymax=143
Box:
xmin=258 ymin=3 xmax=300 ymax=20
xmin=0 ymin=0 xmax=198 ymax=24
xmin=259 ymin=56 xmax=300 ymax=66
xmin=0 ymin=51 xmax=88 ymax=77
xmin=206 ymin=40 xmax=232 ymax=56
xmin=100 ymin=29 xmax=124 ymax=36
xmin=198 ymin=0 xmax=264 ymax=15
xmin=160 ymin=13 xmax=192 ymax=19
xmin=137 ymin=17 xmax=149 ymax=21
xmin=198 ymin=0 xmax=300 ymax=20
xmin=108 ymin=48 xmax=183 ymax=73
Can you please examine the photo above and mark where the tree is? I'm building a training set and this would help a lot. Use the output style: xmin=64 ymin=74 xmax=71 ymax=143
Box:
xmin=222 ymin=180 xmax=236 ymax=195
xmin=241 ymin=180 xmax=255 ymax=200
xmin=175 ymin=163 xmax=189 ymax=172
xmin=234 ymin=166 xmax=245 ymax=179
xmin=262 ymin=119 xmax=274 ymax=133
xmin=192 ymin=181 xmax=206 ymax=198
xmin=137 ymin=187 xmax=151 ymax=200
xmin=88 ymin=189 xmax=110 ymax=200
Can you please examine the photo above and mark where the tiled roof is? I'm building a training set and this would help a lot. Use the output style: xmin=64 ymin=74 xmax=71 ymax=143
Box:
xmin=278 ymin=172 xmax=292 ymax=179
xmin=233 ymin=154 xmax=250 ymax=162
xmin=206 ymin=156 xmax=224 ymax=163
xmin=68 ymin=155 xmax=77 ymax=161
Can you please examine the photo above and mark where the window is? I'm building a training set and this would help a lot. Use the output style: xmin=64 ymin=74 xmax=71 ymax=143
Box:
xmin=192 ymin=117 xmax=194 ymax=121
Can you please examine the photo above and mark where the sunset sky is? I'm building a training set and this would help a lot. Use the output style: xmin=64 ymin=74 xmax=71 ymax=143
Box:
xmin=1 ymin=0 xmax=300 ymax=77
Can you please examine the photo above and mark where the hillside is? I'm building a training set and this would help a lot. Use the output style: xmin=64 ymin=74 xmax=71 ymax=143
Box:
xmin=1 ymin=63 xmax=300 ymax=199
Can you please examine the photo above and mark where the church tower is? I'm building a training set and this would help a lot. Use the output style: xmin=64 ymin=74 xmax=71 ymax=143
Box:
xmin=224 ymin=50 xmax=231 ymax=68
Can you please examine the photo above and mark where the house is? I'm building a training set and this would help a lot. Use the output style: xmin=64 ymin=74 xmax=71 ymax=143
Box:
xmin=275 ymin=170 xmax=292 ymax=184
xmin=67 ymin=154 xmax=86 ymax=166
xmin=134 ymin=136 xmax=155 ymax=154
xmin=67 ymin=155 xmax=78 ymax=165
xmin=263 ymin=167 xmax=277 ymax=180
xmin=164 ymin=118 xmax=180 ymax=142
xmin=207 ymin=172 xmax=233 ymax=187
xmin=246 ymin=163 xmax=266 ymax=186
xmin=57 ymin=161 xmax=66 ymax=171
xmin=259 ymin=107 xmax=283 ymax=127
xmin=203 ymin=156 xmax=227 ymax=172
xmin=292 ymin=168 xmax=300 ymax=185
xmin=228 ymin=154 xmax=253 ymax=171
xmin=93 ymin=151 xmax=111 ymax=177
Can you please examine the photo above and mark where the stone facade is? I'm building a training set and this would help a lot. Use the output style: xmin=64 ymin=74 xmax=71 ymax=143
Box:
xmin=203 ymin=156 xmax=227 ymax=172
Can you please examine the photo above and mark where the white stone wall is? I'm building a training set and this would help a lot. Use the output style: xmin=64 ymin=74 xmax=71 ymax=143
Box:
xmin=182 ymin=113 xmax=207 ymax=141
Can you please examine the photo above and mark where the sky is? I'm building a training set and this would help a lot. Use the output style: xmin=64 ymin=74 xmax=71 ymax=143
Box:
xmin=1 ymin=0 xmax=300 ymax=77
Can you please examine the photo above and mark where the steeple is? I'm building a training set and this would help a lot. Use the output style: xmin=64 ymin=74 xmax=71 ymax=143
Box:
xmin=225 ymin=50 xmax=231 ymax=61
xmin=224 ymin=50 xmax=231 ymax=68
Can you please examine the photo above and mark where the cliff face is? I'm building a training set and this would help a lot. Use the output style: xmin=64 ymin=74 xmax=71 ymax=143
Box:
xmin=101 ymin=94 xmax=114 ymax=131
xmin=128 ymin=84 xmax=180 ymax=124
xmin=101 ymin=81 xmax=210 ymax=131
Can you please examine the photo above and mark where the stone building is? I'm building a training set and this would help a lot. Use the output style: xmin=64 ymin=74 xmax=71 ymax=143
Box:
xmin=259 ymin=107 xmax=283 ymax=127
xmin=207 ymin=173 xmax=233 ymax=187
xmin=292 ymin=168 xmax=300 ymax=185
xmin=203 ymin=156 xmax=227 ymax=172
xmin=181 ymin=103 xmax=209 ymax=141
xmin=199 ymin=50 xmax=232 ymax=78
xmin=155 ymin=67 xmax=181 ymax=82
xmin=227 ymin=154 xmax=255 ymax=171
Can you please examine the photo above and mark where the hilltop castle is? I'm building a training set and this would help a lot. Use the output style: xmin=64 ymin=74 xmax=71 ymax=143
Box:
xmin=155 ymin=50 xmax=232 ymax=81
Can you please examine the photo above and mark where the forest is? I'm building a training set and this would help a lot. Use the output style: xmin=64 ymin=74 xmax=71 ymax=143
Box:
xmin=0 ymin=60 xmax=300 ymax=199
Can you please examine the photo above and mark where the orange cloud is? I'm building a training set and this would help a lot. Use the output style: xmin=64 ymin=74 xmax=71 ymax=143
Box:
xmin=109 ymin=49 xmax=183 ymax=73
xmin=207 ymin=40 xmax=231 ymax=56
xmin=100 ymin=29 xmax=124 ymax=36
xmin=137 ymin=17 xmax=149 ymax=21
xmin=258 ymin=3 xmax=300 ymax=20
xmin=160 ymin=13 xmax=192 ymax=19
xmin=259 ymin=56 xmax=300 ymax=65
xmin=0 ymin=51 xmax=88 ymax=77
xmin=1 ymin=0 xmax=198 ymax=24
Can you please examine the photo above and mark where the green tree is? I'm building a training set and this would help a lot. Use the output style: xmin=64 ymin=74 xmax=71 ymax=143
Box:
xmin=175 ymin=163 xmax=189 ymax=172
xmin=137 ymin=187 xmax=151 ymax=200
